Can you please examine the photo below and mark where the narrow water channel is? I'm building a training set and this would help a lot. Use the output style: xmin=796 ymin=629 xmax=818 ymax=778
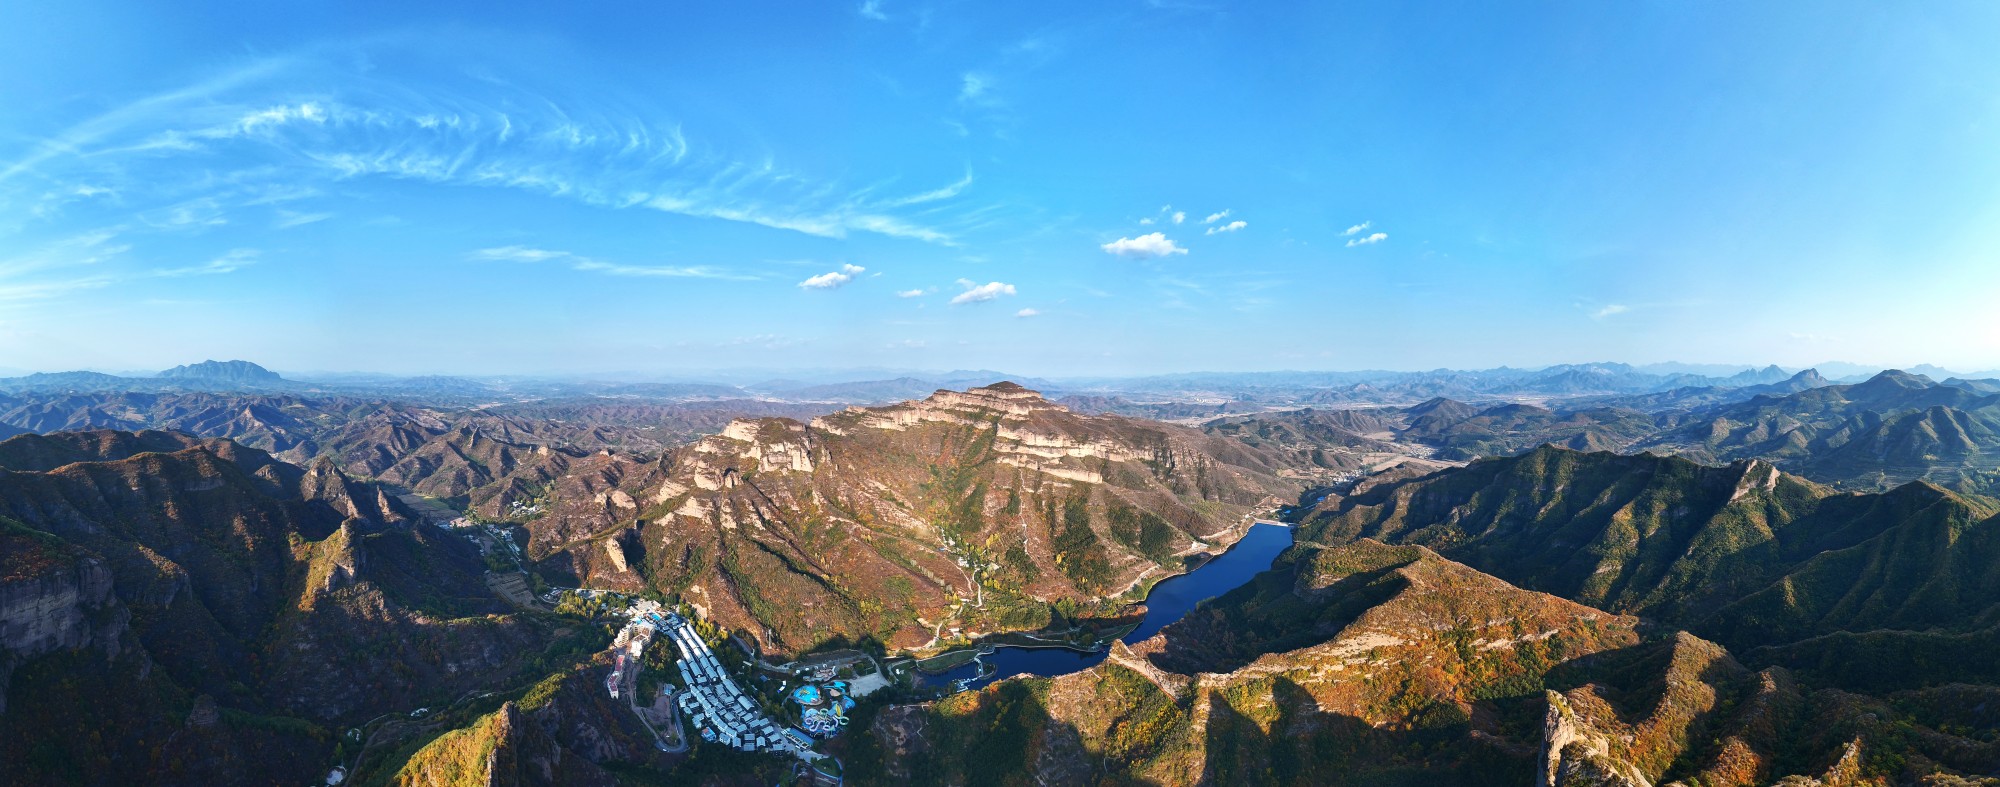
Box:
xmin=922 ymin=522 xmax=1294 ymax=691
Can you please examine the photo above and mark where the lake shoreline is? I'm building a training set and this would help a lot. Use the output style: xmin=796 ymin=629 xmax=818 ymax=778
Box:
xmin=916 ymin=521 xmax=1296 ymax=691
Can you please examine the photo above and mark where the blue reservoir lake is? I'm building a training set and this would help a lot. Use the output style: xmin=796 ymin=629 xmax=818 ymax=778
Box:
xmin=924 ymin=521 xmax=1294 ymax=690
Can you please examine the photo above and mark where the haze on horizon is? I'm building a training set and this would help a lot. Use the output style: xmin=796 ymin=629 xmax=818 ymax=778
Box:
xmin=3 ymin=1 xmax=1998 ymax=377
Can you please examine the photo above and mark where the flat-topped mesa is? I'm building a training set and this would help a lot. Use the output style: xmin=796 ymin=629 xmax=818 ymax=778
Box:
xmin=818 ymin=381 xmax=1065 ymax=434
xmin=809 ymin=383 xmax=1161 ymax=483
xmin=927 ymin=381 xmax=1058 ymax=414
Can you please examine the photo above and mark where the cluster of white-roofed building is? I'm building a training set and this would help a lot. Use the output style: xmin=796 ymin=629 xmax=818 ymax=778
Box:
xmin=648 ymin=610 xmax=816 ymax=759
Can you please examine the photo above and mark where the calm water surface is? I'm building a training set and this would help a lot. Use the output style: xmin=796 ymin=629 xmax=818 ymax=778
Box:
xmin=925 ymin=522 xmax=1294 ymax=690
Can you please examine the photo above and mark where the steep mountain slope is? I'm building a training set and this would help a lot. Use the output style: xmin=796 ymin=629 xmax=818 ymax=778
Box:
xmin=1397 ymin=402 xmax=1657 ymax=460
xmin=1639 ymin=369 xmax=2000 ymax=493
xmin=857 ymin=540 xmax=1644 ymax=785
xmin=1199 ymin=396 xmax=1656 ymax=465
xmin=1201 ymin=408 xmax=1402 ymax=464
xmin=1295 ymin=446 xmax=2000 ymax=656
xmin=0 ymin=431 xmax=550 ymax=785
xmin=523 ymin=383 xmax=1312 ymax=655
xmin=858 ymin=537 xmax=2000 ymax=786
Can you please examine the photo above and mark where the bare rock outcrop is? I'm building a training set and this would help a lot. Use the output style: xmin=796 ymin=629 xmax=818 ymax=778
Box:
xmin=0 ymin=550 xmax=127 ymax=714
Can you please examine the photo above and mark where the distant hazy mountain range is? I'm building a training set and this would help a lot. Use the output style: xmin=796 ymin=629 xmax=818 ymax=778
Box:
xmin=7 ymin=359 xmax=1996 ymax=408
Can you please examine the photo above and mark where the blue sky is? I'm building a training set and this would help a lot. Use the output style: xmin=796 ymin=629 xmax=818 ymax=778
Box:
xmin=3 ymin=1 xmax=1999 ymax=376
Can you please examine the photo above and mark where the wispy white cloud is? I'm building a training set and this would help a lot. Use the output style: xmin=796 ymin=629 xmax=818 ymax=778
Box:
xmin=156 ymin=248 xmax=259 ymax=277
xmin=470 ymin=246 xmax=748 ymax=279
xmin=950 ymin=279 xmax=1016 ymax=304
xmin=29 ymin=183 xmax=119 ymax=218
xmin=0 ymin=232 xmax=256 ymax=303
xmin=2 ymin=50 xmax=976 ymax=246
xmin=876 ymin=168 xmax=973 ymax=208
xmin=572 ymin=259 xmax=747 ymax=278
xmin=895 ymin=288 xmax=927 ymax=298
xmin=1015 ymin=307 xmax=1040 ymax=318
xmin=1342 ymin=221 xmax=1371 ymax=236
xmin=1202 ymin=209 xmax=1230 ymax=224
xmin=0 ymin=54 xmax=299 ymax=186
xmin=799 ymin=263 xmax=865 ymax=289
xmin=1205 ymin=220 xmax=1247 ymax=235
xmin=858 ymin=0 xmax=889 ymax=20
xmin=1172 ymin=211 xmax=1186 ymax=225
xmin=1101 ymin=232 xmax=1188 ymax=258
xmin=0 ymin=230 xmax=130 ymax=279
xmin=139 ymin=197 xmax=227 ymax=230
xmin=1592 ymin=304 xmax=1630 ymax=319
xmin=0 ymin=274 xmax=121 ymax=303
xmin=1138 ymin=217 xmax=1155 ymax=225
xmin=470 ymin=246 xmax=567 ymax=263
xmin=274 ymin=210 xmax=333 ymax=228
xmin=1345 ymin=232 xmax=1387 ymax=247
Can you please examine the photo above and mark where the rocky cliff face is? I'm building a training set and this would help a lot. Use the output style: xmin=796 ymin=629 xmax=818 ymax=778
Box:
xmin=0 ymin=535 xmax=126 ymax=714
xmin=523 ymin=383 xmax=1315 ymax=655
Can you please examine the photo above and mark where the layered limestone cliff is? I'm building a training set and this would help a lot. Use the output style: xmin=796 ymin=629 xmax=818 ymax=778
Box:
xmin=0 ymin=548 xmax=127 ymax=714
xmin=524 ymin=383 xmax=1313 ymax=654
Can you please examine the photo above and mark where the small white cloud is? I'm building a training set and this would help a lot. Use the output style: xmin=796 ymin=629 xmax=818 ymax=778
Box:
xmin=858 ymin=0 xmax=888 ymax=20
xmin=1342 ymin=221 xmax=1371 ymax=236
xmin=1345 ymin=232 xmax=1387 ymax=247
xmin=1205 ymin=220 xmax=1247 ymax=235
xmin=1101 ymin=232 xmax=1189 ymax=258
xmin=1015 ymin=307 xmax=1040 ymax=318
xmin=799 ymin=263 xmax=866 ymax=289
xmin=1138 ymin=217 xmax=1155 ymax=225
xmin=1592 ymin=304 xmax=1630 ymax=319
xmin=1203 ymin=209 xmax=1231 ymax=224
xmin=896 ymin=288 xmax=929 ymax=298
xmin=1172 ymin=211 xmax=1186 ymax=225
xmin=951 ymin=279 xmax=1017 ymax=304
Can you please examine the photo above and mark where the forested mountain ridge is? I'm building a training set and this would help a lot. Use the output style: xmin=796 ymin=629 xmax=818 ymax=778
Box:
xmin=0 ymin=430 xmax=558 ymax=785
